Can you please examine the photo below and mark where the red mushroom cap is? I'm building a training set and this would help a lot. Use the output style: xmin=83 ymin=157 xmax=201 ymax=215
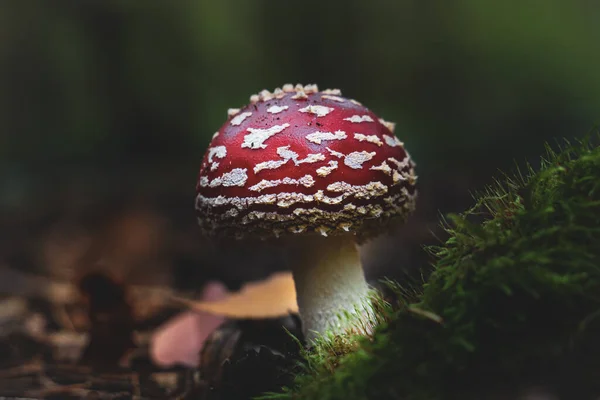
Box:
xmin=195 ymin=84 xmax=417 ymax=240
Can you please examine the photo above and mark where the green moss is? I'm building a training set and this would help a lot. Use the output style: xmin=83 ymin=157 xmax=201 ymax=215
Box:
xmin=261 ymin=133 xmax=600 ymax=399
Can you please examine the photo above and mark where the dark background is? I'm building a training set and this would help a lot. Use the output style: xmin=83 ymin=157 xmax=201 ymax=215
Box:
xmin=1 ymin=1 xmax=599 ymax=292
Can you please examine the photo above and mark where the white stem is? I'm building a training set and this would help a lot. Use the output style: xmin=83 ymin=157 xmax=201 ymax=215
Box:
xmin=285 ymin=235 xmax=372 ymax=342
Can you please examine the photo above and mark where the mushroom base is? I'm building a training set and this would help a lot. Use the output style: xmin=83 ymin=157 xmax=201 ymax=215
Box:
xmin=285 ymin=235 xmax=373 ymax=343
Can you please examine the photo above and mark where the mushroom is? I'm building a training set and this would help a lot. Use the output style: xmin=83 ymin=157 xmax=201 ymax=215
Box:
xmin=195 ymin=84 xmax=417 ymax=342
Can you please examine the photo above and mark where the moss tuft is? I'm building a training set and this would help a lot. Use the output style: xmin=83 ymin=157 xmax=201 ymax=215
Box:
xmin=261 ymin=133 xmax=600 ymax=399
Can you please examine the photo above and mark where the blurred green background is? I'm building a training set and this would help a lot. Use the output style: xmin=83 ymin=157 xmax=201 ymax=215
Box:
xmin=1 ymin=1 xmax=599 ymax=289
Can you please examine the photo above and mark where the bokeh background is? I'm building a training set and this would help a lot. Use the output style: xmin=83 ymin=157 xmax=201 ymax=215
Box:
xmin=1 ymin=1 xmax=599 ymax=293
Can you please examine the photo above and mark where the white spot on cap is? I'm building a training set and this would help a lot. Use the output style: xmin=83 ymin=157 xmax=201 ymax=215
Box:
xmin=322 ymin=95 xmax=345 ymax=102
xmin=259 ymin=89 xmax=274 ymax=102
xmin=254 ymin=159 xmax=288 ymax=173
xmin=199 ymin=176 xmax=209 ymax=187
xmin=326 ymin=147 xmax=345 ymax=159
xmin=228 ymin=108 xmax=241 ymax=117
xmin=344 ymin=115 xmax=374 ymax=123
xmin=388 ymin=157 xmax=411 ymax=170
xmin=326 ymin=181 xmax=388 ymax=198
xmin=230 ymin=112 xmax=253 ymax=126
xmin=354 ymin=133 xmax=383 ymax=146
xmin=305 ymin=130 xmax=347 ymax=144
xmin=212 ymin=131 xmax=219 ymax=139
xmin=392 ymin=170 xmax=405 ymax=184
xmin=209 ymin=168 xmax=248 ymax=188
xmin=253 ymin=146 xmax=297 ymax=173
xmin=253 ymin=146 xmax=323 ymax=173
xmin=299 ymin=105 xmax=334 ymax=117
xmin=282 ymin=84 xmax=295 ymax=92
xmin=276 ymin=192 xmax=316 ymax=208
xmin=316 ymin=160 xmax=338 ymax=177
xmin=267 ymin=105 xmax=289 ymax=114
xmin=250 ymin=94 xmax=260 ymax=103
xmin=291 ymin=90 xmax=308 ymax=100
xmin=248 ymin=175 xmax=315 ymax=192
xmin=207 ymin=146 xmax=227 ymax=163
xmin=277 ymin=145 xmax=299 ymax=160
xmin=313 ymin=190 xmax=344 ymax=205
xmin=211 ymin=162 xmax=220 ymax=171
xmin=297 ymin=153 xmax=326 ymax=164
xmin=344 ymin=151 xmax=376 ymax=169
xmin=321 ymin=89 xmax=342 ymax=95
xmin=303 ymin=84 xmax=319 ymax=94
xmin=349 ymin=99 xmax=362 ymax=106
xmin=370 ymin=161 xmax=392 ymax=175
xmin=379 ymin=118 xmax=396 ymax=133
xmin=247 ymin=180 xmax=273 ymax=191
xmin=408 ymin=170 xmax=418 ymax=185
xmin=296 ymin=175 xmax=315 ymax=187
xmin=242 ymin=123 xmax=290 ymax=149
xmin=383 ymin=134 xmax=404 ymax=147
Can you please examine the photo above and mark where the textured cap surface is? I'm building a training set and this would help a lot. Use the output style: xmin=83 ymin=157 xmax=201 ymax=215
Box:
xmin=195 ymin=84 xmax=417 ymax=240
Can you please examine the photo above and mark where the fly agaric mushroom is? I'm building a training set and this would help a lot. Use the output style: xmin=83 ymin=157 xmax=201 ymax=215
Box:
xmin=195 ymin=84 xmax=417 ymax=341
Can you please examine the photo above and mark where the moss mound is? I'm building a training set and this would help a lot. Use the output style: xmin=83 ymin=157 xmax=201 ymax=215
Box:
xmin=264 ymin=135 xmax=600 ymax=399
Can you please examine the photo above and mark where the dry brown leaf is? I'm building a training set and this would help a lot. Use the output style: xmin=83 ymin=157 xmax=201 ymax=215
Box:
xmin=175 ymin=272 xmax=298 ymax=318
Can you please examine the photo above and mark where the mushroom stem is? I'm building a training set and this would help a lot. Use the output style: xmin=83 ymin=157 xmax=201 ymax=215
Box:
xmin=285 ymin=235 xmax=372 ymax=342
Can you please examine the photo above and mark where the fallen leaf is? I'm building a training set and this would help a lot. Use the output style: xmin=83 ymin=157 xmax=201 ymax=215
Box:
xmin=150 ymin=281 xmax=229 ymax=367
xmin=176 ymin=272 xmax=298 ymax=318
